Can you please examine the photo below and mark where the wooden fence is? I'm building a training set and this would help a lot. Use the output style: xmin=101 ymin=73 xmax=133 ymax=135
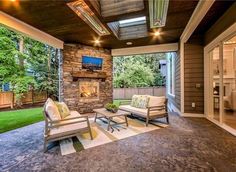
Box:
xmin=113 ymin=87 xmax=166 ymax=99
xmin=0 ymin=91 xmax=48 ymax=109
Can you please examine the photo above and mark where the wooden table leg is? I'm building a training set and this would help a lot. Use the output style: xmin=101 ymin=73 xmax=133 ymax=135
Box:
xmin=107 ymin=117 xmax=111 ymax=131
xmin=125 ymin=115 xmax=128 ymax=127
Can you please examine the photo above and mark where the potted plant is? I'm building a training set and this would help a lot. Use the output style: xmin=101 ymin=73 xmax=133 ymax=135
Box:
xmin=105 ymin=103 xmax=118 ymax=113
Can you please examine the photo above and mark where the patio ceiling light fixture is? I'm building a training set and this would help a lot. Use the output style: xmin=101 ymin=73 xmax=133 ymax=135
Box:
xmin=94 ymin=39 xmax=100 ymax=44
xmin=67 ymin=0 xmax=110 ymax=36
xmin=154 ymin=31 xmax=161 ymax=36
xmin=149 ymin=0 xmax=169 ymax=28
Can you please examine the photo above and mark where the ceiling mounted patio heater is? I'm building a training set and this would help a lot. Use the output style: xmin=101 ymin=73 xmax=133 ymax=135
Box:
xmin=67 ymin=0 xmax=110 ymax=36
xmin=149 ymin=0 xmax=169 ymax=28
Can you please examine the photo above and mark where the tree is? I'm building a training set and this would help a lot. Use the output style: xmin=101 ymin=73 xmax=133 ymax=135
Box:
xmin=113 ymin=53 xmax=166 ymax=88
xmin=24 ymin=38 xmax=59 ymax=98
xmin=0 ymin=26 xmax=36 ymax=106
xmin=0 ymin=26 xmax=59 ymax=107
xmin=113 ymin=62 xmax=155 ymax=88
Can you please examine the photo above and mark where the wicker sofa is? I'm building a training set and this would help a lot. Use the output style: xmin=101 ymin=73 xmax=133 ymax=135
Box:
xmin=119 ymin=95 xmax=168 ymax=126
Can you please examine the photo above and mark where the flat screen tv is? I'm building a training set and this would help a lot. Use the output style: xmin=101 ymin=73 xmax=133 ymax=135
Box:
xmin=82 ymin=56 xmax=103 ymax=71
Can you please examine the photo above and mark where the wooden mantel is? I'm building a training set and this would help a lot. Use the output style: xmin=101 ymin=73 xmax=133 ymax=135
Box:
xmin=72 ymin=71 xmax=107 ymax=81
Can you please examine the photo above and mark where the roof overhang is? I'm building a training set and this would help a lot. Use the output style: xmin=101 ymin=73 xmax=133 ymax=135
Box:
xmin=0 ymin=11 xmax=64 ymax=49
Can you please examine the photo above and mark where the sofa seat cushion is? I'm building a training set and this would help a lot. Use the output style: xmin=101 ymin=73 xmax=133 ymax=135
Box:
xmin=45 ymin=98 xmax=61 ymax=121
xmin=120 ymin=105 xmax=166 ymax=117
xmin=48 ymin=122 xmax=88 ymax=140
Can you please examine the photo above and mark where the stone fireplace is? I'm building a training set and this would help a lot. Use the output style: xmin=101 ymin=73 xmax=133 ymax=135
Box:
xmin=61 ymin=44 xmax=113 ymax=113
xmin=79 ymin=81 xmax=99 ymax=102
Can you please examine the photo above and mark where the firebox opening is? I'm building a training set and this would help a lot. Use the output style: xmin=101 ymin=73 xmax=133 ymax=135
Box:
xmin=79 ymin=81 xmax=99 ymax=102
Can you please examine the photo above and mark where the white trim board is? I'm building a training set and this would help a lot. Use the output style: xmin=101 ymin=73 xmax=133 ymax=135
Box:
xmin=180 ymin=41 xmax=185 ymax=113
xmin=180 ymin=0 xmax=215 ymax=43
xmin=0 ymin=11 xmax=64 ymax=49
xmin=111 ymin=43 xmax=178 ymax=56
xmin=206 ymin=117 xmax=236 ymax=137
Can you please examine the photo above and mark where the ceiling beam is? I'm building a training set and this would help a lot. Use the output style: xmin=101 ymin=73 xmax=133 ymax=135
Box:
xmin=111 ymin=43 xmax=178 ymax=56
xmin=0 ymin=11 xmax=64 ymax=49
xmin=180 ymin=0 xmax=215 ymax=43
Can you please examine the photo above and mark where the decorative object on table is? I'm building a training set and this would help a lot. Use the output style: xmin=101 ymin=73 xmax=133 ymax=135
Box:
xmin=105 ymin=103 xmax=118 ymax=113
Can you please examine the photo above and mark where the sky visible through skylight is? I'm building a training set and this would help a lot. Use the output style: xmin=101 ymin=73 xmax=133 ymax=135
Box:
xmin=119 ymin=16 xmax=146 ymax=25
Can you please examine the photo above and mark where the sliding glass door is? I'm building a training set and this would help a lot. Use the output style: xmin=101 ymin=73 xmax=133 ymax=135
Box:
xmin=210 ymin=46 xmax=220 ymax=122
xmin=208 ymin=34 xmax=236 ymax=130
xmin=222 ymin=35 xmax=236 ymax=129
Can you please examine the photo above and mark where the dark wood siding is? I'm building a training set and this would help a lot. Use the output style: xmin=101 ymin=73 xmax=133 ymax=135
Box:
xmin=184 ymin=40 xmax=204 ymax=114
xmin=168 ymin=50 xmax=181 ymax=112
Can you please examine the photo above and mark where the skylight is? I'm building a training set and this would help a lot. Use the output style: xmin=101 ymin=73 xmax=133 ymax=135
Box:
xmin=119 ymin=16 xmax=146 ymax=27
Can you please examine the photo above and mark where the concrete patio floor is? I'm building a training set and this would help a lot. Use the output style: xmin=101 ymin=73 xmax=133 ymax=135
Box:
xmin=1 ymin=113 xmax=236 ymax=172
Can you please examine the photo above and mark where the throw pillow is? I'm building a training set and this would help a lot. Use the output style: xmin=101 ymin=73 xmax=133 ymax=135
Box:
xmin=131 ymin=95 xmax=139 ymax=107
xmin=137 ymin=95 xmax=149 ymax=109
xmin=55 ymin=102 xmax=70 ymax=119
xmin=131 ymin=95 xmax=149 ymax=109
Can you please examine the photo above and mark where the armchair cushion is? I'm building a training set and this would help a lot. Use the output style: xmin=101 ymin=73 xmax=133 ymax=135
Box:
xmin=45 ymin=98 xmax=61 ymax=121
xmin=48 ymin=122 xmax=88 ymax=140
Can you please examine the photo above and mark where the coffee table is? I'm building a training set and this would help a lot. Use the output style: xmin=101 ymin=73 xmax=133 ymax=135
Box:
xmin=93 ymin=108 xmax=129 ymax=131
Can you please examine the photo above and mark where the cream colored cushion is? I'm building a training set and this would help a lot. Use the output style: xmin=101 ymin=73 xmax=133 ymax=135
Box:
xmin=58 ymin=111 xmax=87 ymax=125
xmin=45 ymin=98 xmax=61 ymax=121
xmin=120 ymin=105 xmax=166 ymax=117
xmin=148 ymin=96 xmax=166 ymax=107
xmin=55 ymin=102 xmax=70 ymax=119
xmin=48 ymin=122 xmax=88 ymax=140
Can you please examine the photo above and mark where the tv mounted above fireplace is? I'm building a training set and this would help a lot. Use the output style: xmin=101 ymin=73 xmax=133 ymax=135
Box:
xmin=82 ymin=56 xmax=103 ymax=71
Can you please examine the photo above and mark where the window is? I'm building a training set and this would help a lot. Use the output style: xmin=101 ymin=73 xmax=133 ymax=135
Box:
xmin=119 ymin=16 xmax=146 ymax=27
xmin=167 ymin=52 xmax=175 ymax=96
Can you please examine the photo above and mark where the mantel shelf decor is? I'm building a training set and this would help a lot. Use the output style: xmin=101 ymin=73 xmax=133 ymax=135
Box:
xmin=72 ymin=71 xmax=107 ymax=81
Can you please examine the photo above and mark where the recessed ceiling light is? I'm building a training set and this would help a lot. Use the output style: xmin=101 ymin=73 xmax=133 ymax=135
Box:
xmin=154 ymin=31 xmax=160 ymax=36
xmin=126 ymin=42 xmax=132 ymax=45
xmin=94 ymin=39 xmax=100 ymax=44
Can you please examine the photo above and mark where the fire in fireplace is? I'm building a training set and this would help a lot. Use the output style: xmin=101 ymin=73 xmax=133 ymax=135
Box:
xmin=79 ymin=81 xmax=99 ymax=101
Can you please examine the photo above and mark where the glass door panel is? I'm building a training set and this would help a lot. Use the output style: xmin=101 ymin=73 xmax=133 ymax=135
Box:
xmin=211 ymin=46 xmax=220 ymax=121
xmin=223 ymin=35 xmax=236 ymax=129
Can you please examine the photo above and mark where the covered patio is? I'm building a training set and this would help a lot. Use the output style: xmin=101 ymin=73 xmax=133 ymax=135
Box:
xmin=0 ymin=0 xmax=236 ymax=171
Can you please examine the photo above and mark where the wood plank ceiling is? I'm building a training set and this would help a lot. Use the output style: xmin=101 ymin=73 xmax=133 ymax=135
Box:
xmin=0 ymin=0 xmax=200 ymax=49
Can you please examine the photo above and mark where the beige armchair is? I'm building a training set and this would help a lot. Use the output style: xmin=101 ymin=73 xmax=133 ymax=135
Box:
xmin=43 ymin=99 xmax=93 ymax=152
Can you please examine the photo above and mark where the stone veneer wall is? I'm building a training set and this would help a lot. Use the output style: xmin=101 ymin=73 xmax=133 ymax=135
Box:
xmin=62 ymin=44 xmax=113 ymax=113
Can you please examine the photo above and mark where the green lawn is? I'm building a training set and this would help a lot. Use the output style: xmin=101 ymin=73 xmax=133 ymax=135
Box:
xmin=113 ymin=99 xmax=131 ymax=106
xmin=0 ymin=107 xmax=43 ymax=133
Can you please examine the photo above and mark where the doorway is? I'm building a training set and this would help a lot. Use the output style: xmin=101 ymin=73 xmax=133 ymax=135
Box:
xmin=206 ymin=33 xmax=236 ymax=134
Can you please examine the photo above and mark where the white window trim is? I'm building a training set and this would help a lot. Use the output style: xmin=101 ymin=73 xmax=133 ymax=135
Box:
xmin=167 ymin=52 xmax=175 ymax=97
